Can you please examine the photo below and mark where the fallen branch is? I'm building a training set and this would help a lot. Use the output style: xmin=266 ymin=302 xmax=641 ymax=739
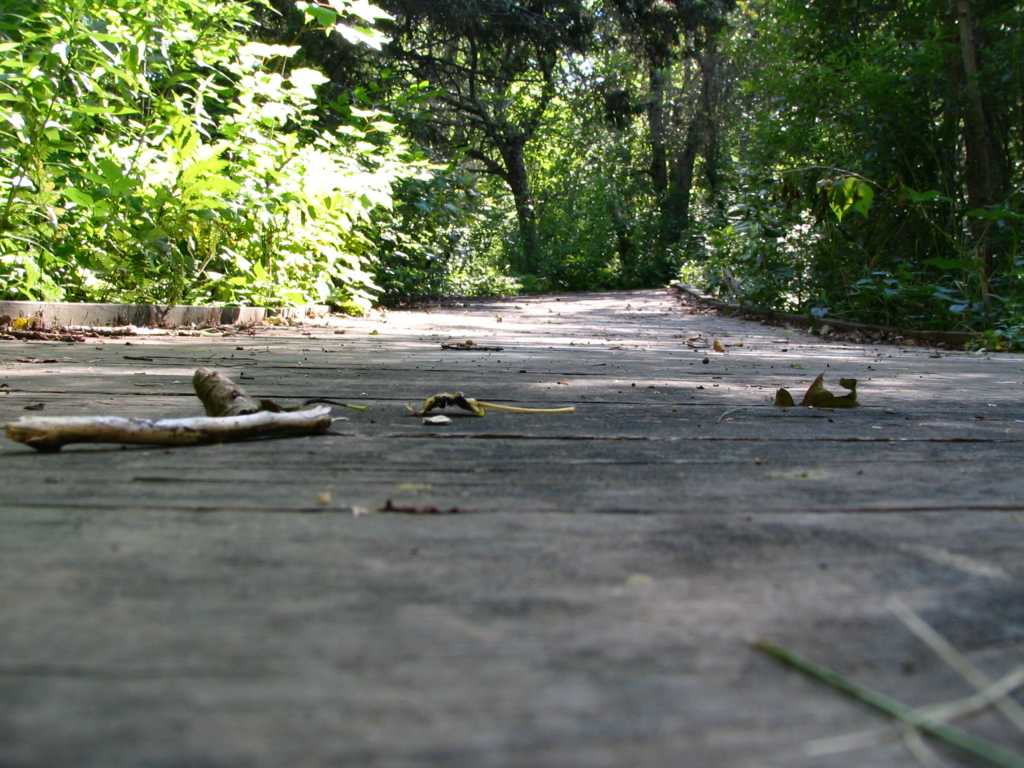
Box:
xmin=5 ymin=407 xmax=334 ymax=452
xmin=5 ymin=367 xmax=340 ymax=451
xmin=1 ymin=329 xmax=86 ymax=342
xmin=441 ymin=341 xmax=504 ymax=351
xmin=64 ymin=325 xmax=139 ymax=336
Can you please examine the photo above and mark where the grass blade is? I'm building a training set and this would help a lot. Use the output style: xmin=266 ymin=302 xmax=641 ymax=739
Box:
xmin=755 ymin=638 xmax=1024 ymax=768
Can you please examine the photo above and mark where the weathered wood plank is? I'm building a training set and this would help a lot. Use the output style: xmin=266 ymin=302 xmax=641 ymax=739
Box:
xmin=2 ymin=289 xmax=1023 ymax=768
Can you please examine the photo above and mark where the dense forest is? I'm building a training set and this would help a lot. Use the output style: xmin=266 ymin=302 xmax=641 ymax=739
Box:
xmin=1 ymin=0 xmax=1022 ymax=344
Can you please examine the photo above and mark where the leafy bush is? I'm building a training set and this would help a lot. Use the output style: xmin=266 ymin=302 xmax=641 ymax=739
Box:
xmin=0 ymin=0 xmax=421 ymax=309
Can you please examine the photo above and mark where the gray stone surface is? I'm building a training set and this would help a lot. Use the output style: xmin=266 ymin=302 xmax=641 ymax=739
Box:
xmin=1 ymin=289 xmax=1023 ymax=767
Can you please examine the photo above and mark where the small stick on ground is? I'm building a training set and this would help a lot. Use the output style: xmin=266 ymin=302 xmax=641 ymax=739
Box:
xmin=5 ymin=368 xmax=336 ymax=451
xmin=193 ymin=367 xmax=263 ymax=416
xmin=5 ymin=407 xmax=334 ymax=452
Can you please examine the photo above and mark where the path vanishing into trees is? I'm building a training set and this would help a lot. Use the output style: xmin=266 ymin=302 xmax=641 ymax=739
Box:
xmin=2 ymin=289 xmax=1023 ymax=767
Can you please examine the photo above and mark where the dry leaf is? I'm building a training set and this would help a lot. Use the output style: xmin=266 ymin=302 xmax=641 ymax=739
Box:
xmin=776 ymin=373 xmax=859 ymax=408
xmin=774 ymin=388 xmax=797 ymax=407
xmin=801 ymin=373 xmax=858 ymax=407
xmin=713 ymin=340 xmax=725 ymax=353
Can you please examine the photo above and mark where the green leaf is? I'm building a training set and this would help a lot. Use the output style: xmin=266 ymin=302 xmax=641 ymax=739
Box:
xmin=967 ymin=207 xmax=1021 ymax=221
xmin=849 ymin=182 xmax=873 ymax=219
xmin=181 ymin=177 xmax=241 ymax=199
xmin=63 ymin=188 xmax=95 ymax=206
xmin=180 ymin=158 xmax=229 ymax=185
xmin=922 ymin=257 xmax=972 ymax=271
xmin=335 ymin=23 xmax=389 ymax=49
xmin=75 ymin=105 xmax=122 ymax=115
xmin=905 ymin=188 xmax=942 ymax=203
xmin=304 ymin=5 xmax=338 ymax=27
xmin=329 ymin=0 xmax=393 ymax=22
xmin=23 ymin=257 xmax=41 ymax=289
xmin=826 ymin=177 xmax=873 ymax=222
xmin=239 ymin=43 xmax=300 ymax=59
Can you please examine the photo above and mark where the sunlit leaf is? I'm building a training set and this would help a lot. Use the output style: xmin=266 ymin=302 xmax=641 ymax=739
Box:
xmin=62 ymin=188 xmax=94 ymax=206
xmin=335 ymin=23 xmax=388 ymax=50
xmin=290 ymin=68 xmax=329 ymax=98
xmin=238 ymin=43 xmax=300 ymax=59
xmin=329 ymin=0 xmax=393 ymax=22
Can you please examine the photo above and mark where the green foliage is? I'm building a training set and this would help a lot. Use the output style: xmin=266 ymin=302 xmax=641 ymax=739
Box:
xmin=821 ymin=176 xmax=874 ymax=224
xmin=0 ymin=0 xmax=421 ymax=309
xmin=527 ymin=93 xmax=645 ymax=290
xmin=676 ymin=0 xmax=1024 ymax=340
xmin=371 ymin=168 xmax=523 ymax=303
xmin=4 ymin=0 xmax=1024 ymax=339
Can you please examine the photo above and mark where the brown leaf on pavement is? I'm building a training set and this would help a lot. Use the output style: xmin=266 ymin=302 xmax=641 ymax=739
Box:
xmin=775 ymin=373 xmax=859 ymax=408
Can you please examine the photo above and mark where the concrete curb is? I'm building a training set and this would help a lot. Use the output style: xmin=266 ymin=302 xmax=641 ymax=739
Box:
xmin=672 ymin=282 xmax=978 ymax=347
xmin=0 ymin=302 xmax=332 ymax=327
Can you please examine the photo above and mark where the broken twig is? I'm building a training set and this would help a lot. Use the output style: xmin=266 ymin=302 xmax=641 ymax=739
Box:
xmin=5 ymin=368 xmax=344 ymax=451
xmin=5 ymin=407 xmax=334 ymax=452
xmin=193 ymin=367 xmax=263 ymax=416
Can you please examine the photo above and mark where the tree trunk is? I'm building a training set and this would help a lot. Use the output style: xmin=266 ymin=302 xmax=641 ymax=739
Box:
xmin=499 ymin=139 xmax=542 ymax=273
xmin=607 ymin=177 xmax=637 ymax=281
xmin=955 ymin=0 xmax=993 ymax=310
xmin=648 ymin=64 xmax=686 ymax=278
xmin=662 ymin=50 xmax=722 ymax=253
xmin=664 ymin=122 xmax=699 ymax=246
xmin=698 ymin=49 xmax=726 ymax=221
xmin=956 ymin=0 xmax=993 ymax=211
xmin=646 ymin=67 xmax=669 ymax=201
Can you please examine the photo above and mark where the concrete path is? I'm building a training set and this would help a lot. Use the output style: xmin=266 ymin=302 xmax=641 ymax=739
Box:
xmin=1 ymin=288 xmax=1023 ymax=767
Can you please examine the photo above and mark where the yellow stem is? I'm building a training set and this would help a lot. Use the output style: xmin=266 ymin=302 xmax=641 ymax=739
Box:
xmin=475 ymin=401 xmax=575 ymax=414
